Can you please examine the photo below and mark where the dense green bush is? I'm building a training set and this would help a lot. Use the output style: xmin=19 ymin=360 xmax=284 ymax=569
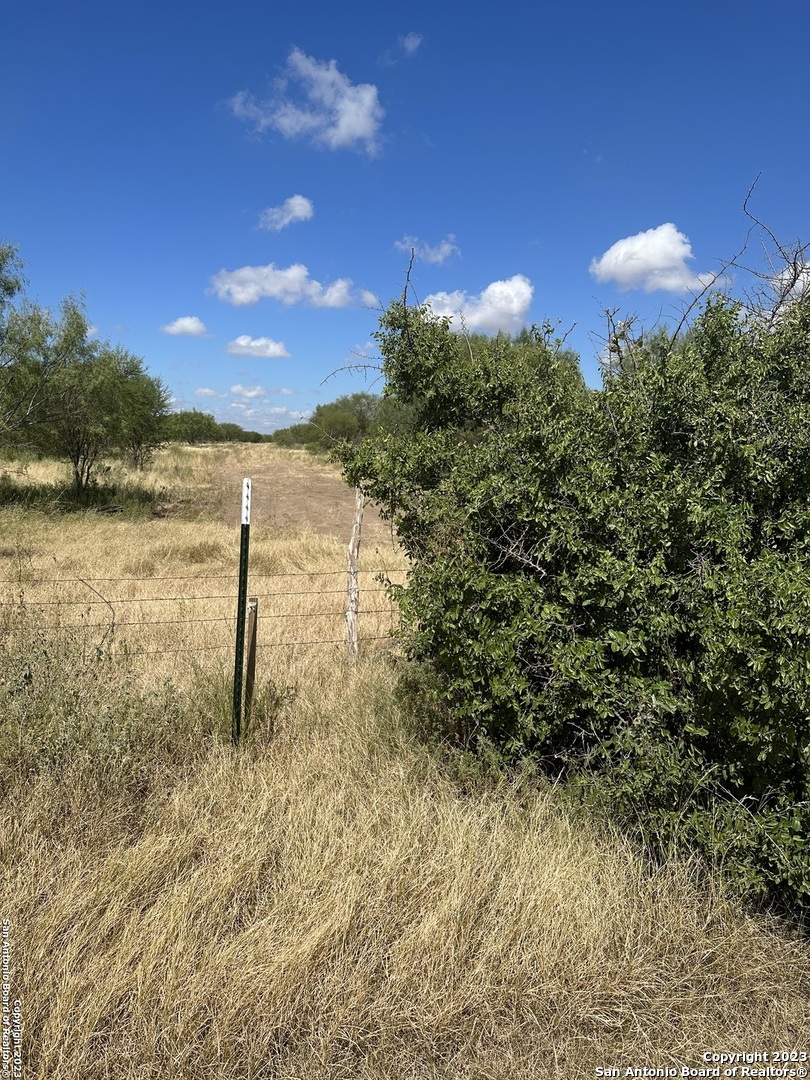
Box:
xmin=268 ymin=391 xmax=421 ymax=450
xmin=339 ymin=292 xmax=810 ymax=910
xmin=269 ymin=393 xmax=382 ymax=451
xmin=162 ymin=409 xmax=223 ymax=445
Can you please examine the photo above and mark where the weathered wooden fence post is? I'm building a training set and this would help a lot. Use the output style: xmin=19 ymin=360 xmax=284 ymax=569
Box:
xmin=232 ymin=477 xmax=251 ymax=745
xmin=243 ymin=595 xmax=259 ymax=736
xmin=346 ymin=486 xmax=364 ymax=659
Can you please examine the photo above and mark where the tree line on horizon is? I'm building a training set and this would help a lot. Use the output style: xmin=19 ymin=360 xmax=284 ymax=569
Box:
xmin=0 ymin=242 xmax=407 ymax=490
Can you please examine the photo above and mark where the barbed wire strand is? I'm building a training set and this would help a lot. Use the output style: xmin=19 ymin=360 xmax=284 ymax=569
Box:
xmin=96 ymin=635 xmax=396 ymax=658
xmin=1 ymin=561 xmax=400 ymax=656
xmin=1 ymin=587 xmax=364 ymax=607
xmin=3 ymin=607 xmax=396 ymax=633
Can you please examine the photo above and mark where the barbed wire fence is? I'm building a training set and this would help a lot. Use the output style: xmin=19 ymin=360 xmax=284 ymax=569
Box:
xmin=0 ymin=480 xmax=408 ymax=740
xmin=0 ymin=566 xmax=408 ymax=658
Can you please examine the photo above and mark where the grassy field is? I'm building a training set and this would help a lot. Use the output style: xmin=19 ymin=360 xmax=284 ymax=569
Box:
xmin=1 ymin=444 xmax=808 ymax=1078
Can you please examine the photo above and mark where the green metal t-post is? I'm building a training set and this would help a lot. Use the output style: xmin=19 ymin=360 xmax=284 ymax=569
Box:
xmin=232 ymin=477 xmax=251 ymax=745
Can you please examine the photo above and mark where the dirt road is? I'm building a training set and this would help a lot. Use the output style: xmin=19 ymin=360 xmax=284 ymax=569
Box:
xmin=216 ymin=447 xmax=398 ymax=554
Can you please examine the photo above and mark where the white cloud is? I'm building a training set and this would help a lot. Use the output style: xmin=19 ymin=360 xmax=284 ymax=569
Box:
xmin=195 ymin=387 xmax=227 ymax=398
xmin=395 ymin=234 xmax=459 ymax=265
xmin=400 ymin=32 xmax=422 ymax=55
xmin=230 ymin=384 xmax=267 ymax=399
xmin=211 ymin=261 xmax=376 ymax=309
xmin=161 ymin=315 xmax=208 ymax=336
xmin=589 ymin=223 xmax=712 ymax=293
xmin=229 ymin=48 xmax=384 ymax=155
xmin=258 ymin=194 xmax=314 ymax=232
xmin=424 ymin=274 xmax=534 ymax=334
xmin=187 ymin=399 xmax=308 ymax=434
xmin=226 ymin=335 xmax=290 ymax=358
xmin=774 ymin=262 xmax=810 ymax=304
xmin=234 ymin=404 xmax=300 ymax=424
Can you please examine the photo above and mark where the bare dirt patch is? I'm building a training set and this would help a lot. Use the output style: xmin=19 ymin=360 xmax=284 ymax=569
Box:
xmin=215 ymin=447 xmax=397 ymax=553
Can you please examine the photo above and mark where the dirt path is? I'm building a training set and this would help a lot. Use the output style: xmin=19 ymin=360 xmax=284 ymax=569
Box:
xmin=216 ymin=448 xmax=398 ymax=554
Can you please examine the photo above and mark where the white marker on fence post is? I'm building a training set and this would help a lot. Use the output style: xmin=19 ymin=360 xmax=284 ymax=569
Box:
xmin=346 ymin=486 xmax=364 ymax=660
xmin=232 ymin=477 xmax=251 ymax=744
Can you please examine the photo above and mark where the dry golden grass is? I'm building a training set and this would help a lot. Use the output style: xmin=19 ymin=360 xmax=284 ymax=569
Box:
xmin=1 ymin=511 xmax=400 ymax=689
xmin=1 ymin=445 xmax=808 ymax=1078
xmin=0 ymin=442 xmax=404 ymax=689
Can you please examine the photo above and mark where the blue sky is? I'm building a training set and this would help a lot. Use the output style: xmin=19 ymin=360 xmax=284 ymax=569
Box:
xmin=2 ymin=0 xmax=808 ymax=432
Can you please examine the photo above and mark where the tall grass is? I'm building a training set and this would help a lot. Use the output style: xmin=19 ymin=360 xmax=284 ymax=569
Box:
xmin=1 ymin=445 xmax=808 ymax=1078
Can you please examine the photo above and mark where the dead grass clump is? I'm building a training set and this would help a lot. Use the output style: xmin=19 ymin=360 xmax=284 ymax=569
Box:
xmin=150 ymin=538 xmax=230 ymax=565
xmin=4 ymin=656 xmax=809 ymax=1078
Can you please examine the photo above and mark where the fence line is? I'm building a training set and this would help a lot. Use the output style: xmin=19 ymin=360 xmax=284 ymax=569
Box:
xmin=109 ymin=634 xmax=398 ymax=659
xmin=13 ymin=607 xmax=395 ymax=633
xmin=3 ymin=587 xmax=403 ymax=607
xmin=1 ymin=567 xmax=403 ymax=661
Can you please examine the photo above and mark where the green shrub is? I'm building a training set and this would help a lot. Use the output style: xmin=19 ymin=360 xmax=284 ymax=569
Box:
xmin=339 ymin=292 xmax=810 ymax=911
